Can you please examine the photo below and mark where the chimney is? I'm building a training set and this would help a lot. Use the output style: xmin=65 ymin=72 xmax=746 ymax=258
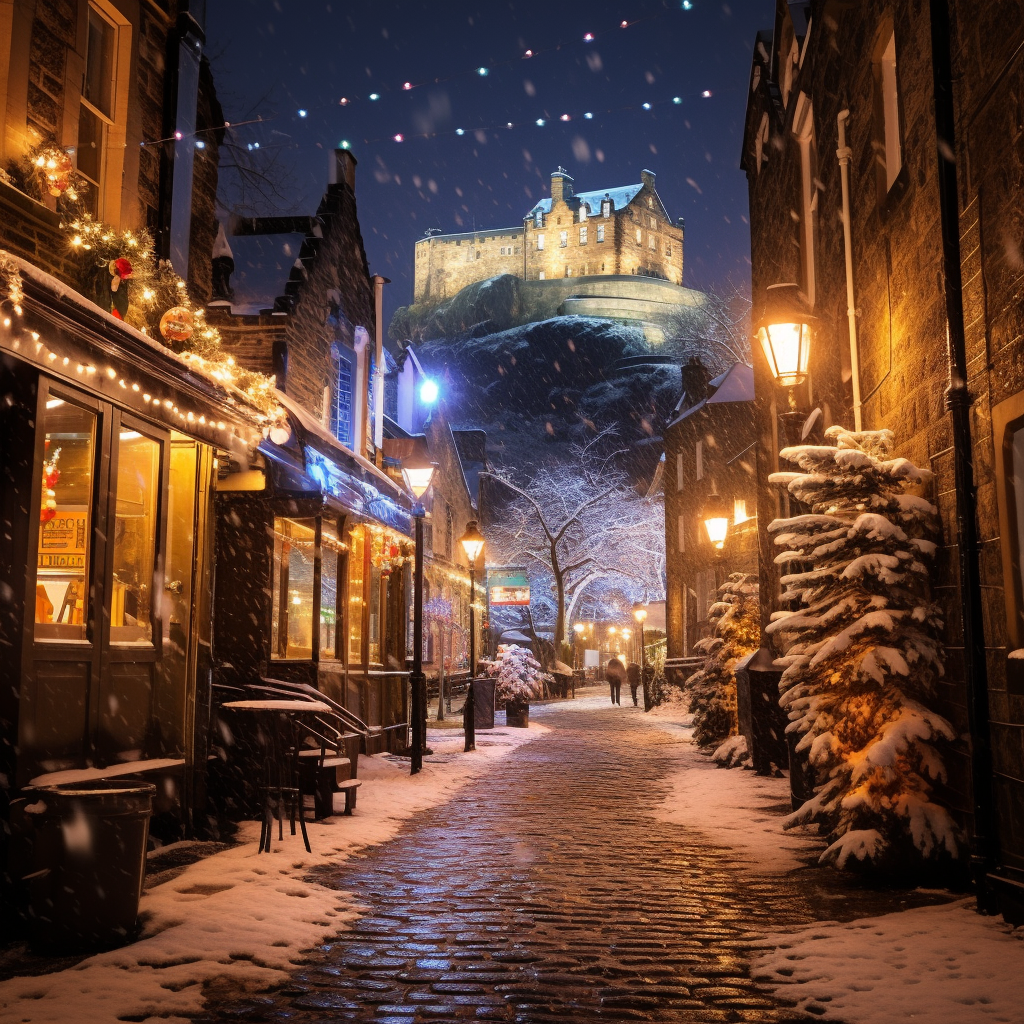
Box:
xmin=550 ymin=166 xmax=574 ymax=204
xmin=681 ymin=355 xmax=710 ymax=408
xmin=330 ymin=147 xmax=357 ymax=190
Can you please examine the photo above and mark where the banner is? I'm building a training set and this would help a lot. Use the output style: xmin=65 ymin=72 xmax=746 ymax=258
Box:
xmin=488 ymin=570 xmax=530 ymax=606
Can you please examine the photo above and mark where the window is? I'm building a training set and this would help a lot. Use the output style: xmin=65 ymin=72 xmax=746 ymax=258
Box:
xmin=445 ymin=505 xmax=454 ymax=560
xmin=535 ymin=210 xmax=543 ymax=227
xmin=602 ymin=200 xmax=611 ymax=217
xmin=110 ymin=427 xmax=161 ymax=645
xmin=271 ymin=518 xmax=316 ymax=659
xmin=579 ymin=226 xmax=588 ymax=244
xmin=579 ymin=204 xmax=587 ymax=222
xmin=332 ymin=347 xmax=354 ymax=446
xmin=559 ymin=230 xmax=568 ymax=247
xmin=34 ymin=398 xmax=97 ymax=641
xmin=649 ymin=233 xmax=656 ymax=249
xmin=537 ymin=233 xmax=545 ymax=250
xmin=538 ymin=270 xmax=545 ymax=280
xmin=320 ymin=521 xmax=342 ymax=659
xmin=676 ymin=453 xmax=684 ymax=492
xmin=347 ymin=525 xmax=365 ymax=663
xmin=650 ymin=215 xmax=657 ymax=229
xmin=677 ymin=514 xmax=686 ymax=553
xmin=647 ymin=196 xmax=654 ymax=208
xmin=666 ymin=243 xmax=672 ymax=256
xmin=597 ymin=224 xmax=605 ymax=243
xmin=696 ymin=440 xmax=703 ymax=480
xmin=565 ymin=266 xmax=572 ymax=277
xmin=476 ymin=250 xmax=481 ymax=260
xmin=876 ymin=30 xmax=903 ymax=191
xmin=734 ymin=498 xmax=751 ymax=524
xmin=636 ymin=227 xmax=642 ymax=243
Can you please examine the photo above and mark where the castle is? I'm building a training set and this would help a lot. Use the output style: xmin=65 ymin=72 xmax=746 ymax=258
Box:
xmin=414 ymin=168 xmax=686 ymax=304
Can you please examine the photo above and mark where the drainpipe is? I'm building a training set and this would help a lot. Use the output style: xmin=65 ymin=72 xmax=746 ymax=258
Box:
xmin=371 ymin=275 xmax=390 ymax=462
xmin=836 ymin=110 xmax=863 ymax=431
xmin=929 ymin=0 xmax=995 ymax=910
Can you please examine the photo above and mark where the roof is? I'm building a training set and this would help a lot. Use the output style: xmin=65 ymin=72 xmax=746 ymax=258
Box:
xmin=525 ymin=183 xmax=644 ymax=219
xmin=668 ymin=362 xmax=755 ymax=427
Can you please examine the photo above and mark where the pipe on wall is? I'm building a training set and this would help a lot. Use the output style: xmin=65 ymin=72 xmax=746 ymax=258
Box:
xmin=836 ymin=109 xmax=863 ymax=432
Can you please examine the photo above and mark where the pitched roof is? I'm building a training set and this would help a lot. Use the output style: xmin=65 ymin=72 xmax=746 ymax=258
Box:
xmin=525 ymin=183 xmax=644 ymax=220
xmin=669 ymin=362 xmax=755 ymax=426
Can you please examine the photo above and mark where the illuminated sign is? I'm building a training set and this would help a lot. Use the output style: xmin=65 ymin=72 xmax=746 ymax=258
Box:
xmin=488 ymin=570 xmax=530 ymax=606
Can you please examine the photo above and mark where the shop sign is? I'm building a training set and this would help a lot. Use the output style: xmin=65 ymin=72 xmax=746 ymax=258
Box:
xmin=488 ymin=570 xmax=530 ymax=606
xmin=38 ymin=512 xmax=88 ymax=569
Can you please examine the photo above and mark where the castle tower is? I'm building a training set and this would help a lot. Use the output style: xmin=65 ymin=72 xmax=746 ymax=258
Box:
xmin=550 ymin=167 xmax=574 ymax=203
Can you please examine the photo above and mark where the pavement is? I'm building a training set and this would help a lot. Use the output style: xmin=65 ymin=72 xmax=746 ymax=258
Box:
xmin=191 ymin=690 xmax=942 ymax=1024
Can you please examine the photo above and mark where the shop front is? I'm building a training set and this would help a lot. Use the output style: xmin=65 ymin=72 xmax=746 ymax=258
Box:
xmin=213 ymin=401 xmax=415 ymax=754
xmin=0 ymin=263 xmax=262 ymax=845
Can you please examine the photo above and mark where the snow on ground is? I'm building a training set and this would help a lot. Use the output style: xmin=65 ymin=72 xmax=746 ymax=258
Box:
xmin=752 ymin=898 xmax=1024 ymax=1024
xmin=642 ymin=697 xmax=823 ymax=873
xmin=0 ymin=723 xmax=547 ymax=1024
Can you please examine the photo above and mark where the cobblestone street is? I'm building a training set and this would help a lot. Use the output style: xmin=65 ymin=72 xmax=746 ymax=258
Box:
xmin=193 ymin=693 xmax=927 ymax=1024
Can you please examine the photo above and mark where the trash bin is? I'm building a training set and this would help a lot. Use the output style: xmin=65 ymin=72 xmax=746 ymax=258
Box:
xmin=472 ymin=677 xmax=496 ymax=730
xmin=25 ymin=779 xmax=155 ymax=951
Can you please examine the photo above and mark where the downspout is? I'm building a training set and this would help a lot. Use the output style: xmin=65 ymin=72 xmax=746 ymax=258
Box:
xmin=371 ymin=275 xmax=389 ymax=463
xmin=836 ymin=110 xmax=863 ymax=431
xmin=929 ymin=0 xmax=995 ymax=910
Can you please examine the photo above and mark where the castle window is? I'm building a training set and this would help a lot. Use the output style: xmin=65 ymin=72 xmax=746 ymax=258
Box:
xmin=597 ymin=224 xmax=605 ymax=243
xmin=537 ymin=234 xmax=545 ymax=250
xmin=579 ymin=226 xmax=588 ymax=245
xmin=647 ymin=196 xmax=654 ymax=208
xmin=476 ymin=250 xmax=481 ymax=259
xmin=579 ymin=204 xmax=588 ymax=222
xmin=650 ymin=215 xmax=657 ymax=229
xmin=602 ymin=200 xmax=611 ymax=217
xmin=666 ymin=243 xmax=672 ymax=256
xmin=565 ymin=266 xmax=571 ymax=277
xmin=535 ymin=210 xmax=543 ymax=227
xmin=635 ymin=228 xmax=642 ymax=243
xmin=648 ymin=233 xmax=656 ymax=249
xmin=539 ymin=271 xmax=545 ymax=279
xmin=559 ymin=230 xmax=568 ymax=247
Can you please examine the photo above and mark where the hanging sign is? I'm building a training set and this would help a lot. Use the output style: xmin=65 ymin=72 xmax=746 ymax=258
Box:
xmin=488 ymin=570 xmax=530 ymax=606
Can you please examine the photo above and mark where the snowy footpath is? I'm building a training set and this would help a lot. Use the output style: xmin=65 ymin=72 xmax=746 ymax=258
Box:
xmin=643 ymin=698 xmax=1024 ymax=1024
xmin=0 ymin=724 xmax=547 ymax=1024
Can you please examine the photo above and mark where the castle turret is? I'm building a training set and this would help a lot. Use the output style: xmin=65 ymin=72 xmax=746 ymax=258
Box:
xmin=551 ymin=167 xmax=574 ymax=203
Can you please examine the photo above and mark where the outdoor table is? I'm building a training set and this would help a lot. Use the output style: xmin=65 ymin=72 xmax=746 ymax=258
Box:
xmin=222 ymin=699 xmax=331 ymax=853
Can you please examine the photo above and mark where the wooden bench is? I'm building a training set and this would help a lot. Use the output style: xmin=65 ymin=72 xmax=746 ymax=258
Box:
xmin=337 ymin=779 xmax=361 ymax=815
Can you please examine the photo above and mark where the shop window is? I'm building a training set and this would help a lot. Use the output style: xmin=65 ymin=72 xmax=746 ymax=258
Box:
xmin=110 ymin=427 xmax=161 ymax=645
xmin=320 ymin=520 xmax=342 ymax=660
xmin=34 ymin=397 xmax=97 ymax=641
xmin=348 ymin=524 xmax=366 ymax=663
xmin=271 ymin=517 xmax=316 ymax=659
xmin=368 ymin=530 xmax=387 ymax=665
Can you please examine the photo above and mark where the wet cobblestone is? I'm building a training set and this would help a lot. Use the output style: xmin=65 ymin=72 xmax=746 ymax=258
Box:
xmin=194 ymin=695 xmax=941 ymax=1023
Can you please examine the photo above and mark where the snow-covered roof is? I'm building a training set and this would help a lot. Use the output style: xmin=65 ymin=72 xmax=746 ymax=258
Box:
xmin=668 ymin=362 xmax=754 ymax=427
xmin=525 ymin=183 xmax=644 ymax=219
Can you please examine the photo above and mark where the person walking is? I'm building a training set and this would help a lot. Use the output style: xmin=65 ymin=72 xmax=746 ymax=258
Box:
xmin=606 ymin=656 xmax=625 ymax=705
xmin=627 ymin=662 xmax=641 ymax=706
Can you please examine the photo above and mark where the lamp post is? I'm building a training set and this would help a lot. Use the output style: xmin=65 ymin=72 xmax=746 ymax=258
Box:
xmin=756 ymin=282 xmax=817 ymax=444
xmin=401 ymin=440 xmax=437 ymax=776
xmin=459 ymin=520 xmax=485 ymax=753
xmin=633 ymin=603 xmax=649 ymax=711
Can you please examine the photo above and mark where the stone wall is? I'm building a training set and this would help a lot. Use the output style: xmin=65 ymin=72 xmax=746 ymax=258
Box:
xmin=414 ymin=228 xmax=522 ymax=303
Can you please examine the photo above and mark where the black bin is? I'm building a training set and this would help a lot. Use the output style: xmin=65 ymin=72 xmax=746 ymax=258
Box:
xmin=472 ymin=677 xmax=496 ymax=730
xmin=25 ymin=779 xmax=155 ymax=951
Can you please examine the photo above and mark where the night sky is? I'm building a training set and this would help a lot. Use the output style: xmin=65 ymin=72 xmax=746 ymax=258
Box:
xmin=204 ymin=0 xmax=770 ymax=327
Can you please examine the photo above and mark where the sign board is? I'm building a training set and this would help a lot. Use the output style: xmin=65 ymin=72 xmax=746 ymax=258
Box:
xmin=584 ymin=649 xmax=600 ymax=668
xmin=488 ymin=570 xmax=530 ymax=606
xmin=38 ymin=512 xmax=88 ymax=570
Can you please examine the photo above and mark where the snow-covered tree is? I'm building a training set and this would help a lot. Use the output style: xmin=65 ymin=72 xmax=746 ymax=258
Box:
xmin=685 ymin=573 xmax=760 ymax=750
xmin=483 ymin=430 xmax=664 ymax=648
xmin=767 ymin=426 xmax=959 ymax=871
xmin=486 ymin=645 xmax=551 ymax=705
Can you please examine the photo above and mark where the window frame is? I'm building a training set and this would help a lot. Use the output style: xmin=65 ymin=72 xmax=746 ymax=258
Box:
xmin=596 ymin=224 xmax=605 ymax=243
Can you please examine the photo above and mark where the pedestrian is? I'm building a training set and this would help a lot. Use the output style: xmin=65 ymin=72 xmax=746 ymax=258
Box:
xmin=627 ymin=662 xmax=641 ymax=706
xmin=606 ymin=656 xmax=625 ymax=705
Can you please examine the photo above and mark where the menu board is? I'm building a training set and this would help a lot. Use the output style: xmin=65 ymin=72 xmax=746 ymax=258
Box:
xmin=38 ymin=512 xmax=88 ymax=570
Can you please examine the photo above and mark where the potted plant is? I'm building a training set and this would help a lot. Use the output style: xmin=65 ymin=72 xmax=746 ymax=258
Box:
xmin=488 ymin=644 xmax=550 ymax=728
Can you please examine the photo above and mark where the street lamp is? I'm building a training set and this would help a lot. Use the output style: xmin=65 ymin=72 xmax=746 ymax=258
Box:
xmin=756 ymin=283 xmax=815 ymax=388
xmin=459 ymin=519 xmax=485 ymax=752
xmin=633 ymin=603 xmax=649 ymax=711
xmin=701 ymin=490 xmax=731 ymax=551
xmin=401 ymin=438 xmax=436 ymax=775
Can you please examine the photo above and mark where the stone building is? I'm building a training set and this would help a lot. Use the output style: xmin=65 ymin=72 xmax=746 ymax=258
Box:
xmin=413 ymin=167 xmax=686 ymax=303
xmin=663 ymin=360 xmax=758 ymax=660
xmin=741 ymin=0 xmax=1024 ymax=917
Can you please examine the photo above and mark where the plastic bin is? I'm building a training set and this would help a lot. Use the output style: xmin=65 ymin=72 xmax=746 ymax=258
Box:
xmin=25 ymin=779 xmax=155 ymax=951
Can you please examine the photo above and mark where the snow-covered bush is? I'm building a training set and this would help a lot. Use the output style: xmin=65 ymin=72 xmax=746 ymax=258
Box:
xmin=684 ymin=573 xmax=760 ymax=749
xmin=487 ymin=645 xmax=551 ymax=705
xmin=768 ymin=426 xmax=959 ymax=871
